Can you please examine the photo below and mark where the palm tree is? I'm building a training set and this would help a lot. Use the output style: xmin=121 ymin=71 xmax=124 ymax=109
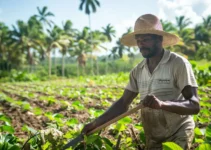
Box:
xmin=79 ymin=0 xmax=100 ymax=74
xmin=110 ymin=40 xmax=125 ymax=58
xmin=35 ymin=6 xmax=55 ymax=69
xmin=11 ymin=16 xmax=44 ymax=72
xmin=74 ymin=29 xmax=106 ymax=75
xmin=102 ymin=24 xmax=116 ymax=74
xmin=102 ymin=24 xmax=116 ymax=42
xmin=179 ymin=28 xmax=195 ymax=55
xmin=202 ymin=15 xmax=211 ymax=30
xmin=92 ymin=30 xmax=107 ymax=51
xmin=193 ymin=16 xmax=211 ymax=60
xmin=62 ymin=20 xmax=76 ymax=36
xmin=160 ymin=20 xmax=177 ymax=33
xmin=59 ymin=38 xmax=72 ymax=77
xmin=194 ymin=25 xmax=210 ymax=46
xmin=45 ymin=26 xmax=61 ymax=76
xmin=79 ymin=0 xmax=100 ymax=29
xmin=59 ymin=20 xmax=76 ymax=77
xmin=69 ymin=39 xmax=91 ymax=76
xmin=0 ymin=22 xmax=14 ymax=70
xmin=92 ymin=30 xmax=107 ymax=74
xmin=35 ymin=6 xmax=54 ymax=27
xmin=69 ymin=27 xmax=92 ymax=75
xmin=0 ymin=23 xmax=9 ymax=60
xmin=201 ymin=15 xmax=211 ymax=44
xmin=75 ymin=27 xmax=92 ymax=65
xmin=175 ymin=16 xmax=192 ymax=35
xmin=45 ymin=25 xmax=72 ymax=77
xmin=110 ymin=27 xmax=133 ymax=59
xmin=174 ymin=16 xmax=196 ymax=57
xmin=193 ymin=15 xmax=211 ymax=47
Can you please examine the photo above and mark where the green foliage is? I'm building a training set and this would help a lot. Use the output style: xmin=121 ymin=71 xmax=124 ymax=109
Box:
xmin=88 ymin=108 xmax=104 ymax=119
xmin=196 ymin=143 xmax=211 ymax=150
xmin=0 ymin=126 xmax=15 ymax=134
xmin=0 ymin=113 xmax=11 ymax=124
xmin=40 ymin=128 xmax=64 ymax=149
xmin=194 ymin=69 xmax=211 ymax=85
xmin=205 ymin=125 xmax=211 ymax=142
xmin=66 ymin=118 xmax=79 ymax=127
xmin=32 ymin=107 xmax=43 ymax=116
xmin=74 ymin=134 xmax=114 ymax=150
xmin=0 ymin=134 xmax=20 ymax=150
xmin=0 ymin=69 xmax=39 ymax=82
xmin=190 ymin=61 xmax=211 ymax=85
xmin=71 ymin=100 xmax=85 ymax=112
xmin=162 ymin=142 xmax=183 ymax=150
xmin=0 ymin=73 xmax=210 ymax=149
xmin=0 ymin=113 xmax=14 ymax=134
xmin=196 ymin=45 xmax=211 ymax=61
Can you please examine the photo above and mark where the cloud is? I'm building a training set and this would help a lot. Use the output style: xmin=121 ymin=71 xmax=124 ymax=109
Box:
xmin=114 ymin=13 xmax=137 ymax=38
xmin=0 ymin=8 xmax=3 ymax=21
xmin=202 ymin=0 xmax=211 ymax=17
xmin=158 ymin=0 xmax=211 ymax=26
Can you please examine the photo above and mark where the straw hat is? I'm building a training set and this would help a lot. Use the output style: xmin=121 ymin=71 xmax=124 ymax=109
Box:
xmin=120 ymin=14 xmax=180 ymax=47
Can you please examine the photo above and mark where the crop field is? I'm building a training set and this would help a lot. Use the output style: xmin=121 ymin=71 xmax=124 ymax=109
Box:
xmin=0 ymin=73 xmax=211 ymax=150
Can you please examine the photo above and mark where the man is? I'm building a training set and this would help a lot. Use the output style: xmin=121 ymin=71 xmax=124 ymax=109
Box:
xmin=82 ymin=14 xmax=200 ymax=150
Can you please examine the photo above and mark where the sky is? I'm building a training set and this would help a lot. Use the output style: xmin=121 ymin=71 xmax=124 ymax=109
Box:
xmin=0 ymin=0 xmax=211 ymax=55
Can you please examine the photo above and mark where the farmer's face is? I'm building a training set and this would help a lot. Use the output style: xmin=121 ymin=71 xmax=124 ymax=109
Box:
xmin=135 ymin=34 xmax=162 ymax=58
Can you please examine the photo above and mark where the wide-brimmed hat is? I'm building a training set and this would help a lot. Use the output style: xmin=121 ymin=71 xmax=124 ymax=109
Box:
xmin=120 ymin=14 xmax=180 ymax=47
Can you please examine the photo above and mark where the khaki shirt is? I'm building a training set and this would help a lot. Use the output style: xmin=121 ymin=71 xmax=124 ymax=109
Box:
xmin=126 ymin=50 xmax=198 ymax=140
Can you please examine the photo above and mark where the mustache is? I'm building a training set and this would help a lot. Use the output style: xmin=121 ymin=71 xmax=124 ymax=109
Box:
xmin=139 ymin=47 xmax=151 ymax=51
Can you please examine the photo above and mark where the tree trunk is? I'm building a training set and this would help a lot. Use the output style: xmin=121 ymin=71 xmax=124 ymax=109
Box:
xmin=78 ymin=53 xmax=86 ymax=67
xmin=88 ymin=14 xmax=94 ymax=75
xmin=77 ymin=61 xmax=79 ymax=77
xmin=48 ymin=49 xmax=51 ymax=77
xmin=54 ymin=49 xmax=57 ymax=76
xmin=27 ymin=46 xmax=33 ymax=73
xmin=62 ymin=54 xmax=65 ymax=77
xmin=96 ymin=58 xmax=99 ymax=75
xmin=105 ymin=44 xmax=109 ymax=74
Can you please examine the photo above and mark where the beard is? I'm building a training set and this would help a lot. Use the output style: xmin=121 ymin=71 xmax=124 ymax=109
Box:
xmin=139 ymin=44 xmax=158 ymax=58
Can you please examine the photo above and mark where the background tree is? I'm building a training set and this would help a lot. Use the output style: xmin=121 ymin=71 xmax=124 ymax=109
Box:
xmin=79 ymin=0 xmax=100 ymax=74
xmin=0 ymin=22 xmax=12 ymax=70
xmin=45 ymin=25 xmax=70 ymax=76
xmin=102 ymin=24 xmax=116 ymax=42
xmin=176 ymin=16 xmax=192 ymax=35
xmin=174 ymin=16 xmax=195 ymax=58
xmin=102 ymin=24 xmax=116 ymax=73
xmin=160 ymin=20 xmax=177 ymax=33
xmin=73 ymin=27 xmax=91 ymax=66
xmin=110 ymin=27 xmax=134 ymax=58
xmin=70 ymin=39 xmax=91 ymax=76
xmin=35 ymin=6 xmax=55 ymax=28
xmin=11 ymin=16 xmax=44 ymax=72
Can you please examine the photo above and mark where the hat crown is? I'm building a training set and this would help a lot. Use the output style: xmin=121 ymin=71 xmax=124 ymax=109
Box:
xmin=134 ymin=14 xmax=163 ymax=32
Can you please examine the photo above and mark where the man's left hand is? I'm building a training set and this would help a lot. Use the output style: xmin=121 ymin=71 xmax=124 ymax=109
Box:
xmin=142 ymin=95 xmax=163 ymax=109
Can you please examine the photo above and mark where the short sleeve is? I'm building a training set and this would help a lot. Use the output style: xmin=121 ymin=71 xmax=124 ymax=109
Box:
xmin=176 ymin=61 xmax=198 ymax=92
xmin=125 ymin=68 xmax=139 ymax=93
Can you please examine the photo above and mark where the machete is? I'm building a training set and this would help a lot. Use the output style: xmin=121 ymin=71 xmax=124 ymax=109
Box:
xmin=63 ymin=103 xmax=144 ymax=149
xmin=63 ymin=104 xmax=143 ymax=150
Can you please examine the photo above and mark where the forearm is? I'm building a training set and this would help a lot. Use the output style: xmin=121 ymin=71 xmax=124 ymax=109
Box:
xmin=161 ymin=99 xmax=200 ymax=115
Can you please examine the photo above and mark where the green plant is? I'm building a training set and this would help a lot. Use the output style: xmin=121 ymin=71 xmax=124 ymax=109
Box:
xmin=0 ymin=113 xmax=14 ymax=134
xmin=0 ymin=134 xmax=20 ymax=150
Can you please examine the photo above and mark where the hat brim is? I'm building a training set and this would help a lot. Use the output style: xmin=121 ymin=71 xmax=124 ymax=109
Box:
xmin=120 ymin=29 xmax=180 ymax=47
